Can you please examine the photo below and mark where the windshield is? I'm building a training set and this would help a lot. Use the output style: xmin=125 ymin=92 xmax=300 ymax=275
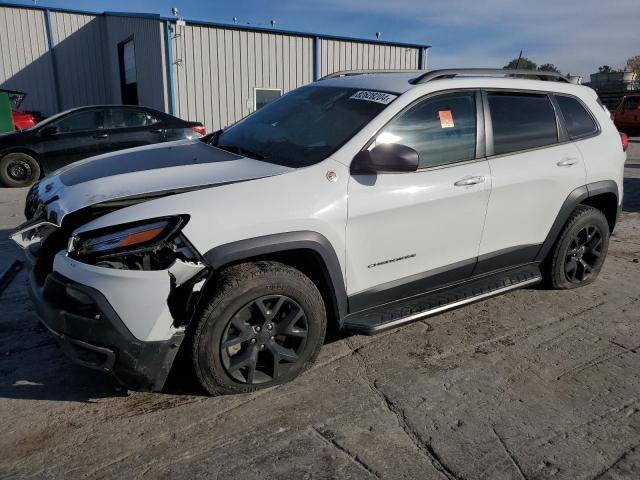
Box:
xmin=213 ymin=86 xmax=395 ymax=167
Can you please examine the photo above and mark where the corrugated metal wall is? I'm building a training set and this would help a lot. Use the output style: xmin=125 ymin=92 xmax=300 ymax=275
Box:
xmin=104 ymin=15 xmax=167 ymax=111
xmin=0 ymin=5 xmax=427 ymax=125
xmin=49 ymin=11 xmax=111 ymax=110
xmin=171 ymin=24 xmax=314 ymax=131
xmin=319 ymin=38 xmax=421 ymax=78
xmin=0 ymin=6 xmax=57 ymax=114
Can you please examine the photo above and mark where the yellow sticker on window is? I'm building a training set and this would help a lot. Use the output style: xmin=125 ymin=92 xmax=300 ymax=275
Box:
xmin=438 ymin=110 xmax=454 ymax=128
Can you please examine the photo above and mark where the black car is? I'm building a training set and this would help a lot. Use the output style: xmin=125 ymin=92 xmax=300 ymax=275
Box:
xmin=0 ymin=105 xmax=206 ymax=187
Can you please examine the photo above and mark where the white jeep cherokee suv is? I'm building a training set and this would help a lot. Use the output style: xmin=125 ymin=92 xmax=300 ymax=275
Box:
xmin=12 ymin=69 xmax=626 ymax=394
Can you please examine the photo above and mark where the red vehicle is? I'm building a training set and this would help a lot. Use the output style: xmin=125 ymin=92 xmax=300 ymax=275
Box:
xmin=1 ymin=89 xmax=37 ymax=130
xmin=612 ymin=94 xmax=640 ymax=133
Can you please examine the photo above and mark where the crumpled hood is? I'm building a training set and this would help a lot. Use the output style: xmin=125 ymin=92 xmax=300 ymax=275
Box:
xmin=28 ymin=139 xmax=293 ymax=225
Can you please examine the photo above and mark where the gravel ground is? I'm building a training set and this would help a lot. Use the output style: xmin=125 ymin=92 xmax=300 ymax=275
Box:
xmin=0 ymin=140 xmax=639 ymax=479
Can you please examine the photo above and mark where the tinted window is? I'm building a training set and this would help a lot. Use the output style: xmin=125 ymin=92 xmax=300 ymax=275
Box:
xmin=215 ymin=86 xmax=391 ymax=167
xmin=554 ymin=95 xmax=597 ymax=138
xmin=109 ymin=109 xmax=159 ymax=128
xmin=53 ymin=110 xmax=105 ymax=133
xmin=377 ymin=91 xmax=477 ymax=168
xmin=488 ymin=93 xmax=558 ymax=155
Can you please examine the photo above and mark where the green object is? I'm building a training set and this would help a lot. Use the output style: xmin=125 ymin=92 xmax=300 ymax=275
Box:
xmin=0 ymin=91 xmax=14 ymax=133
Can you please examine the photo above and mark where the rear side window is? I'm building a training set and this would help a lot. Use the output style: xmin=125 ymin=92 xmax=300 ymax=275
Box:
xmin=109 ymin=109 xmax=159 ymax=129
xmin=488 ymin=92 xmax=558 ymax=155
xmin=554 ymin=95 xmax=598 ymax=138
xmin=377 ymin=91 xmax=477 ymax=168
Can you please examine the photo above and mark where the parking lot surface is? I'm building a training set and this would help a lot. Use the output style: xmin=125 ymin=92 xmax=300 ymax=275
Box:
xmin=1 ymin=139 xmax=639 ymax=479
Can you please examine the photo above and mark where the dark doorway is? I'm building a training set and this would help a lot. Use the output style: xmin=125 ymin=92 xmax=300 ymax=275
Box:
xmin=118 ymin=38 xmax=138 ymax=105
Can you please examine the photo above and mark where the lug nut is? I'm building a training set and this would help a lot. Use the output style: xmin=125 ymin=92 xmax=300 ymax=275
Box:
xmin=267 ymin=324 xmax=273 ymax=330
xmin=254 ymin=326 xmax=261 ymax=333
xmin=270 ymin=336 xmax=275 ymax=340
xmin=260 ymin=344 xmax=265 ymax=350
xmin=250 ymin=338 xmax=257 ymax=344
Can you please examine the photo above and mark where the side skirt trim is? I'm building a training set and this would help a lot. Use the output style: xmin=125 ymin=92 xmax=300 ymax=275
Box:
xmin=343 ymin=264 xmax=541 ymax=334
xmin=363 ymin=277 xmax=540 ymax=333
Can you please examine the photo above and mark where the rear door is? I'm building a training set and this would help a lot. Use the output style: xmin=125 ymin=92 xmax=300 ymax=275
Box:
xmin=346 ymin=90 xmax=492 ymax=310
xmin=40 ymin=108 xmax=107 ymax=171
xmin=476 ymin=90 xmax=586 ymax=273
xmin=104 ymin=107 xmax=166 ymax=153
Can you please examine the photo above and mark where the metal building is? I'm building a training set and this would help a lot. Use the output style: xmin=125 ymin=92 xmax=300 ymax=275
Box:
xmin=0 ymin=3 xmax=430 ymax=130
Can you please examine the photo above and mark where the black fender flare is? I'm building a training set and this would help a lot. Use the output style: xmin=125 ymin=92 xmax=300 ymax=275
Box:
xmin=203 ymin=231 xmax=348 ymax=320
xmin=535 ymin=180 xmax=619 ymax=262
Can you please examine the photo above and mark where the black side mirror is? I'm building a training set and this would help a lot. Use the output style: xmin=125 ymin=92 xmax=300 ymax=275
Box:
xmin=41 ymin=125 xmax=59 ymax=136
xmin=351 ymin=143 xmax=419 ymax=174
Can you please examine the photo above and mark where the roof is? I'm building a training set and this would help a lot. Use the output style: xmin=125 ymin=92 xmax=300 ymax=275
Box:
xmin=317 ymin=72 xmax=421 ymax=94
xmin=314 ymin=70 xmax=594 ymax=97
xmin=0 ymin=2 xmax=431 ymax=50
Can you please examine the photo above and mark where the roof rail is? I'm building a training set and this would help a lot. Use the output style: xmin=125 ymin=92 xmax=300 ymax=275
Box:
xmin=319 ymin=69 xmax=422 ymax=81
xmin=411 ymin=68 xmax=569 ymax=84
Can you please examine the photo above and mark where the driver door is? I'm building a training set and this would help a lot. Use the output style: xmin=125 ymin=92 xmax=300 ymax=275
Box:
xmin=345 ymin=90 xmax=491 ymax=311
xmin=40 ymin=108 xmax=107 ymax=171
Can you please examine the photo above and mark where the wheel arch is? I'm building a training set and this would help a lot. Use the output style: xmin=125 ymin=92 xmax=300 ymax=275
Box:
xmin=536 ymin=180 xmax=619 ymax=262
xmin=202 ymin=232 xmax=348 ymax=326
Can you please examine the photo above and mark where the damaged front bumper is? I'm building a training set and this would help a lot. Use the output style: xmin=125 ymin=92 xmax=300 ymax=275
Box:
xmin=26 ymin=252 xmax=199 ymax=391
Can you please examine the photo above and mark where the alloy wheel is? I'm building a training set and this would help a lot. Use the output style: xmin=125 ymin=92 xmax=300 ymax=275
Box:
xmin=220 ymin=295 xmax=309 ymax=384
xmin=564 ymin=225 xmax=602 ymax=283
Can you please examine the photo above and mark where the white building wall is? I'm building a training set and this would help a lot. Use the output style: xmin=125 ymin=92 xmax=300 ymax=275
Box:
xmin=0 ymin=6 xmax=57 ymax=115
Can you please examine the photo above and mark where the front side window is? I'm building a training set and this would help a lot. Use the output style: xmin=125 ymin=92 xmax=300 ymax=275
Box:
xmin=109 ymin=109 xmax=159 ymax=129
xmin=375 ymin=91 xmax=477 ymax=169
xmin=488 ymin=92 xmax=558 ymax=155
xmin=52 ymin=110 xmax=105 ymax=133
xmin=214 ymin=86 xmax=393 ymax=167
xmin=554 ymin=95 xmax=598 ymax=138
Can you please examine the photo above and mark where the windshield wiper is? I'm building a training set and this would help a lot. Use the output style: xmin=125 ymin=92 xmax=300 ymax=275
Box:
xmin=216 ymin=144 xmax=265 ymax=160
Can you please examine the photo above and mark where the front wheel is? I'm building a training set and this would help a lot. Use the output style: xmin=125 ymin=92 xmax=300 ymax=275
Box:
xmin=546 ymin=205 xmax=610 ymax=289
xmin=0 ymin=152 xmax=41 ymax=188
xmin=190 ymin=261 xmax=327 ymax=395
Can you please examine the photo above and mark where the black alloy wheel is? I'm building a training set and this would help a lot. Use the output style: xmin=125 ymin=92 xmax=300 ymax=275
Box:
xmin=564 ymin=225 xmax=603 ymax=283
xmin=546 ymin=205 xmax=610 ymax=290
xmin=190 ymin=261 xmax=326 ymax=395
xmin=221 ymin=295 xmax=309 ymax=384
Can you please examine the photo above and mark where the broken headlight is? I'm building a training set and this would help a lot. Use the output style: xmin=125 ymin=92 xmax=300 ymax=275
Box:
xmin=68 ymin=215 xmax=200 ymax=270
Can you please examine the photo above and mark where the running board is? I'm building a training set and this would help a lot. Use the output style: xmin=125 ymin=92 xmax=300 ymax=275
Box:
xmin=343 ymin=264 xmax=542 ymax=334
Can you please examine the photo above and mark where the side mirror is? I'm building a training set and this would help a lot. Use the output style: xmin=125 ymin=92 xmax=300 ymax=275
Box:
xmin=41 ymin=125 xmax=59 ymax=136
xmin=351 ymin=143 xmax=419 ymax=174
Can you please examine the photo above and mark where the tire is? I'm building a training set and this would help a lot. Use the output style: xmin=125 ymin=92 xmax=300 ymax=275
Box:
xmin=190 ymin=261 xmax=327 ymax=395
xmin=0 ymin=152 xmax=41 ymax=188
xmin=546 ymin=205 xmax=610 ymax=290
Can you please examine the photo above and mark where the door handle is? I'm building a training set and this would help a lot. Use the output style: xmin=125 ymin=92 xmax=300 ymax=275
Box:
xmin=557 ymin=158 xmax=578 ymax=167
xmin=454 ymin=176 xmax=485 ymax=187
xmin=93 ymin=133 xmax=108 ymax=139
xmin=150 ymin=129 xmax=164 ymax=134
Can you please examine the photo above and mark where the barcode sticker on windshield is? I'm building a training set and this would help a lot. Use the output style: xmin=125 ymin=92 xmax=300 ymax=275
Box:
xmin=350 ymin=90 xmax=397 ymax=105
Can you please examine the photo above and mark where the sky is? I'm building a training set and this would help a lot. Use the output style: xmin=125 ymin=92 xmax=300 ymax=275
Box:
xmin=9 ymin=0 xmax=640 ymax=78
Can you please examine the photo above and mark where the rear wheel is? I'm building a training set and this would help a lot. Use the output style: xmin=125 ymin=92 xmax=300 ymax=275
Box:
xmin=190 ymin=261 xmax=327 ymax=395
xmin=0 ymin=152 xmax=40 ymax=188
xmin=546 ymin=205 xmax=610 ymax=289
